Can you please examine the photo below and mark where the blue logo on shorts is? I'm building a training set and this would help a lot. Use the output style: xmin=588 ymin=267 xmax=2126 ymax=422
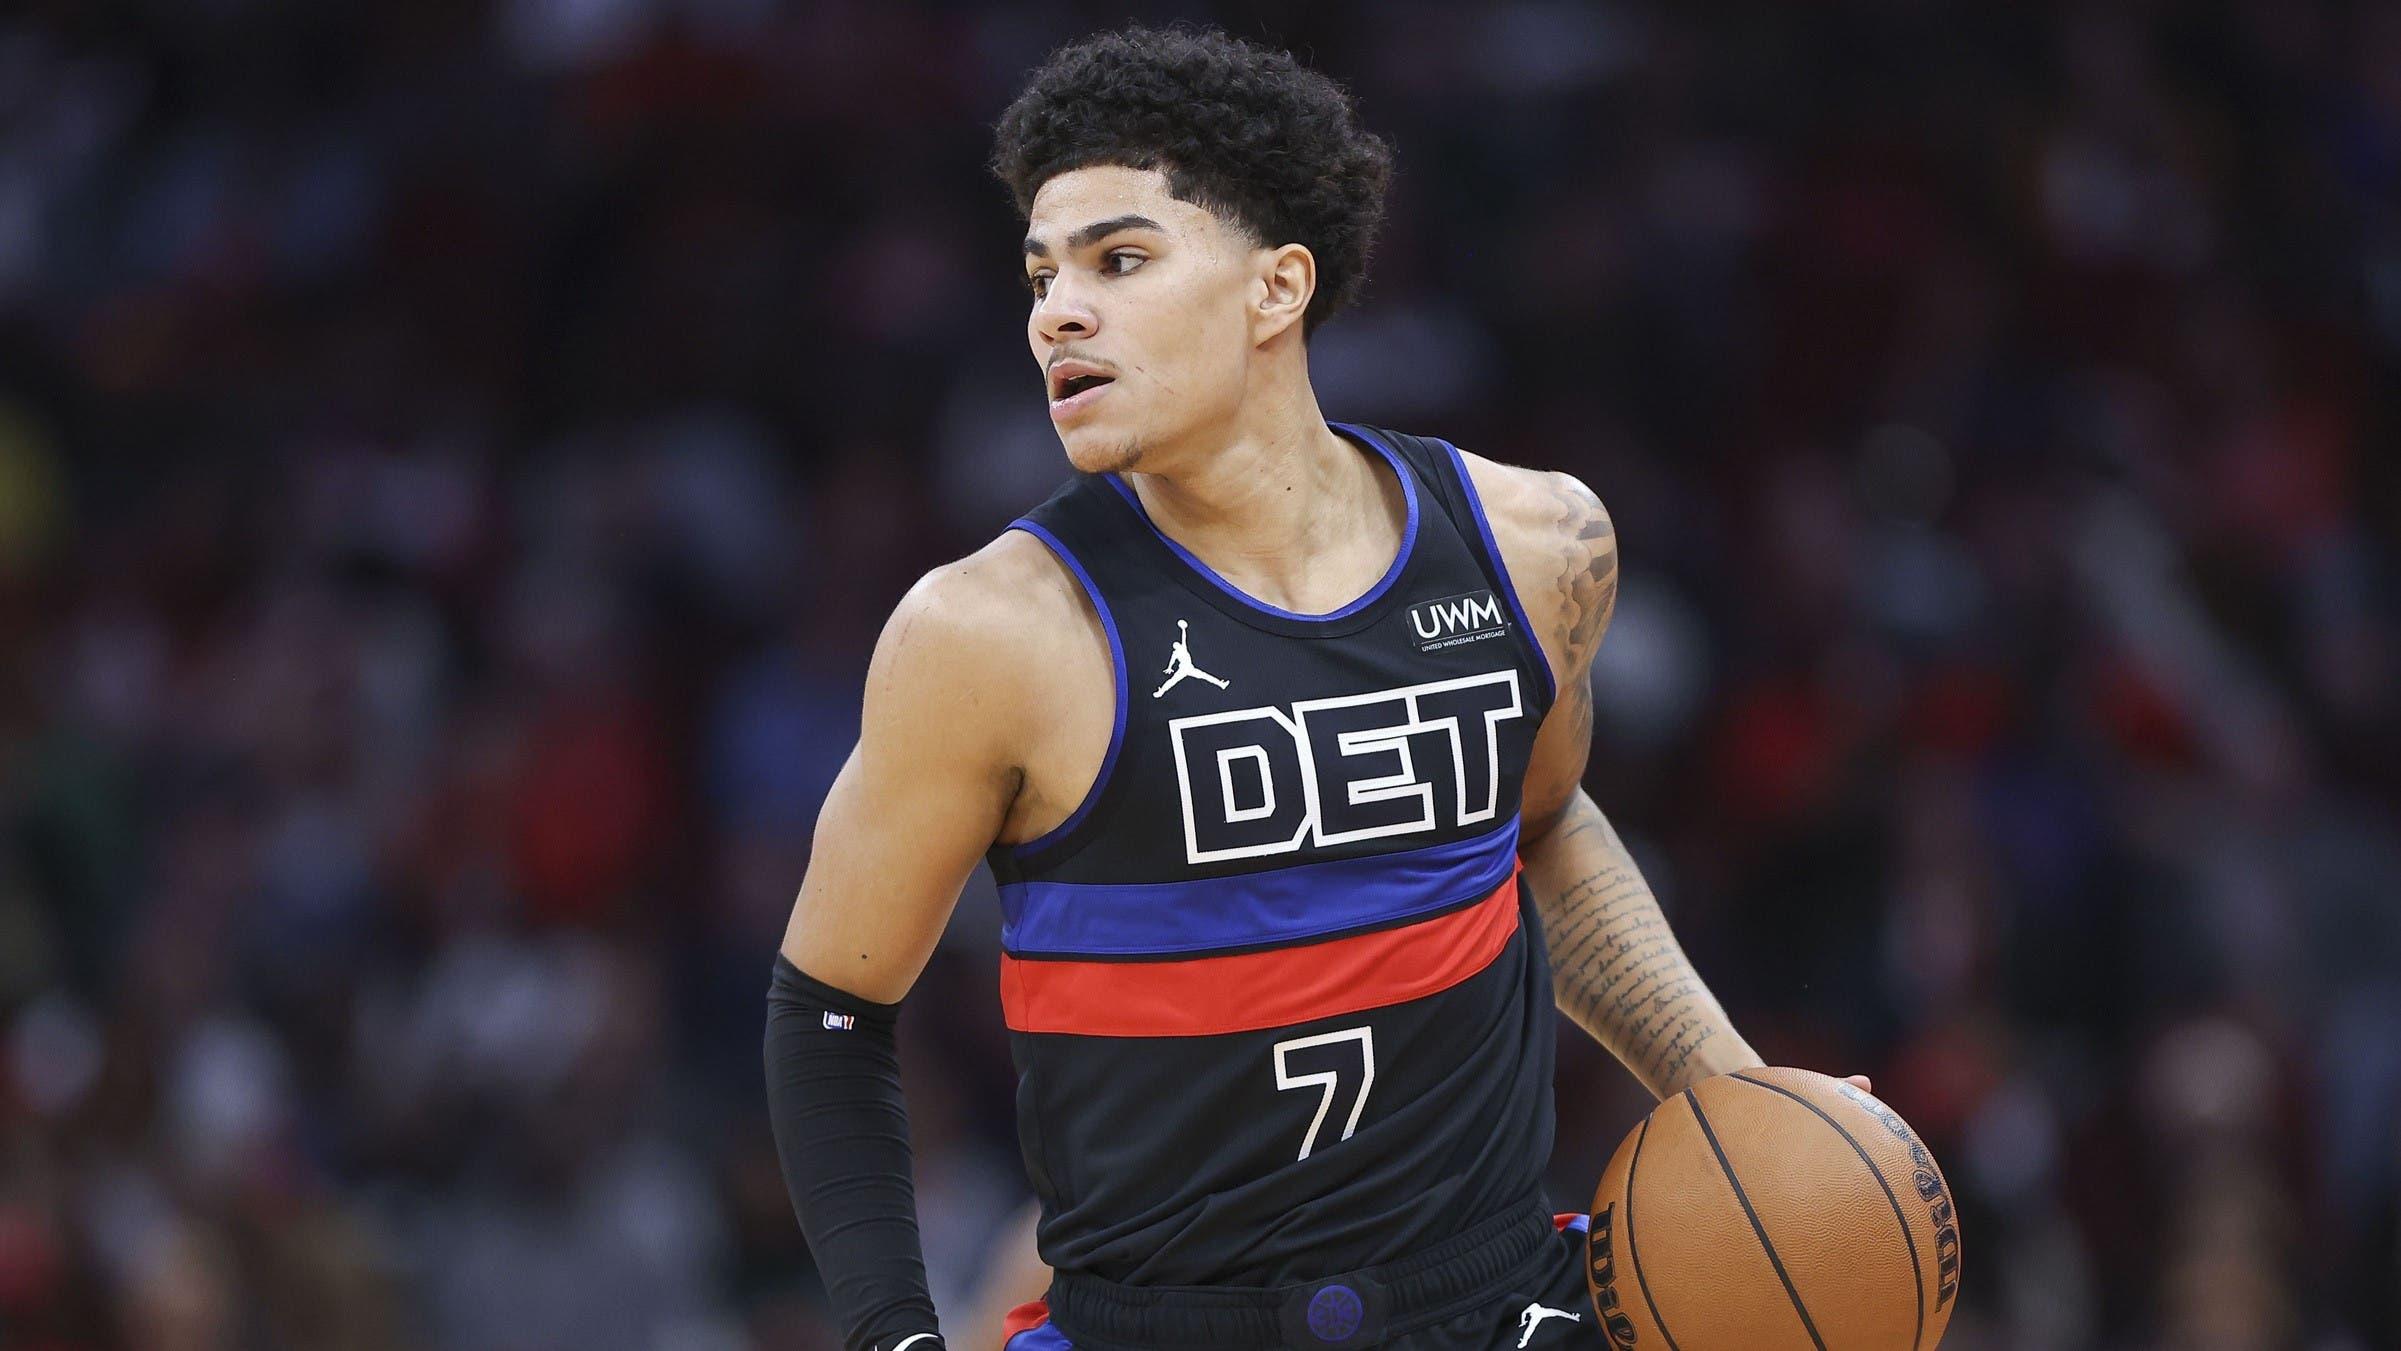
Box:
xmin=1306 ymin=1284 xmax=1364 ymax=1342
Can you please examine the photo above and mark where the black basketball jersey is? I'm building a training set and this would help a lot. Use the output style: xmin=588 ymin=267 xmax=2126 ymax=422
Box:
xmin=986 ymin=423 xmax=1562 ymax=1292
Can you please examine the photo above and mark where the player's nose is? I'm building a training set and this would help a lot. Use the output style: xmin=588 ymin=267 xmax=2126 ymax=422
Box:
xmin=1032 ymin=277 xmax=1098 ymax=345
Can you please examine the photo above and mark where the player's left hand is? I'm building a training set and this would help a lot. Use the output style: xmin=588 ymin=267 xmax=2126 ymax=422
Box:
xmin=1842 ymin=1075 xmax=1873 ymax=1094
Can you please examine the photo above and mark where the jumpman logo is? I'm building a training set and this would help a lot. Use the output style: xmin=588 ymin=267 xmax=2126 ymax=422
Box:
xmin=1515 ymin=1302 xmax=1583 ymax=1347
xmin=1152 ymin=619 xmax=1230 ymax=698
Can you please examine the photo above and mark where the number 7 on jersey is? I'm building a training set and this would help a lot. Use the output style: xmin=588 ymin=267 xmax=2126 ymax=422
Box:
xmin=1272 ymin=1026 xmax=1376 ymax=1161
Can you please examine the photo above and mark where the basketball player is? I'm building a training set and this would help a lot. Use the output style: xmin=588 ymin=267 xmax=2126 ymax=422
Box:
xmin=766 ymin=26 xmax=1864 ymax=1351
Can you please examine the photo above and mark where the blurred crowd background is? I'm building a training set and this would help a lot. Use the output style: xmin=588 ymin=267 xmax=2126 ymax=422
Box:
xmin=1 ymin=1 xmax=2396 ymax=1348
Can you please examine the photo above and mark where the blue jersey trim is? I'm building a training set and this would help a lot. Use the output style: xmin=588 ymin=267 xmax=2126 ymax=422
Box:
xmin=1000 ymin=817 xmax=1520 ymax=958
xmin=1005 ymin=520 xmax=1128 ymax=858
xmin=1005 ymin=1321 xmax=1073 ymax=1351
xmin=1102 ymin=424 xmax=1420 ymax=623
xmin=1433 ymin=437 xmax=1560 ymax=706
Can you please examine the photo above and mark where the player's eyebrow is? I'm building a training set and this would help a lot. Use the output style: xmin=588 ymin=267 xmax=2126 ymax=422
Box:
xmin=1023 ymin=214 xmax=1164 ymax=259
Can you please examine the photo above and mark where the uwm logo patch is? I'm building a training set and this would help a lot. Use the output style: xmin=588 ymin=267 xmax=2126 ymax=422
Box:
xmin=1168 ymin=670 xmax=1524 ymax=864
xmin=1407 ymin=591 xmax=1507 ymax=651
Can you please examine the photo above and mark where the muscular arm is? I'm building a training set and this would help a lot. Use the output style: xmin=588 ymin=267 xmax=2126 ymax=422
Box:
xmin=780 ymin=562 xmax=1029 ymax=997
xmin=769 ymin=537 xmax=1077 ymax=1351
xmin=1522 ymin=791 xmax=1760 ymax=1097
xmin=1472 ymin=459 xmax=1763 ymax=1100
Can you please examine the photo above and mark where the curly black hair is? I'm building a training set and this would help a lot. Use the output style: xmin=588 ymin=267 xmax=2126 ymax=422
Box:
xmin=992 ymin=25 xmax=1395 ymax=335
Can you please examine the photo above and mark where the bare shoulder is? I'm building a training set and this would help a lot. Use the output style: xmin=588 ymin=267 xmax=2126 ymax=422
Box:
xmin=867 ymin=527 xmax=1098 ymax=759
xmin=787 ymin=528 xmax=1101 ymax=994
xmin=893 ymin=528 xmax=1087 ymax=650
xmin=1454 ymin=448 xmax=1619 ymax=675
xmin=889 ymin=526 xmax=1116 ymax=846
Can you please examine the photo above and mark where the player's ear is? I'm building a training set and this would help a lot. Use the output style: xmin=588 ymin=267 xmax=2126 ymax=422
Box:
xmin=1252 ymin=242 xmax=1315 ymax=345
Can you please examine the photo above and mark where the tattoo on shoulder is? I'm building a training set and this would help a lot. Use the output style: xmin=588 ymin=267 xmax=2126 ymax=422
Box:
xmin=1543 ymin=472 xmax=1618 ymax=665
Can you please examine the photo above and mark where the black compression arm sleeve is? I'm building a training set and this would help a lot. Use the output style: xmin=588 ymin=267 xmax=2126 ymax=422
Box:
xmin=764 ymin=955 xmax=945 ymax=1351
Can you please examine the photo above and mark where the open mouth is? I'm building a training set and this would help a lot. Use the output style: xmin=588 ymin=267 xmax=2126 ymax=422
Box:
xmin=1057 ymin=374 xmax=1113 ymax=399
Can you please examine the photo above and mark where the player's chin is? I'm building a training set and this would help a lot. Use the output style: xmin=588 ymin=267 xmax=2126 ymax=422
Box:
xmin=1057 ymin=427 xmax=1143 ymax=476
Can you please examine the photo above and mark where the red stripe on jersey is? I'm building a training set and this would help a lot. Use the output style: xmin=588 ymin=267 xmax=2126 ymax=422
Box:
xmin=1000 ymin=1300 xmax=1052 ymax=1341
xmin=999 ymin=861 xmax=1523 ymax=1037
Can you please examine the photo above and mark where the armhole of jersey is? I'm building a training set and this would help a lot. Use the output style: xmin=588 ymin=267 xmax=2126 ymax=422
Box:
xmin=1432 ymin=438 xmax=1561 ymax=706
xmin=1003 ymin=518 xmax=1128 ymax=861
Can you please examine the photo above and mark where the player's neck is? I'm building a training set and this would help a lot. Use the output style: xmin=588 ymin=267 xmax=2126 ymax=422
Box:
xmin=1118 ymin=369 xmax=1404 ymax=611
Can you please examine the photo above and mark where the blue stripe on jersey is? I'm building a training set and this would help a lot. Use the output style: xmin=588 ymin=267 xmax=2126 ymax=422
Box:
xmin=1004 ymin=1321 xmax=1072 ymax=1351
xmin=999 ymin=816 xmax=1520 ymax=958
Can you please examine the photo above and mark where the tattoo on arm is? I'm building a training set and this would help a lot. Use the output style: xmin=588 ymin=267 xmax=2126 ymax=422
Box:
xmin=1516 ymin=473 xmax=1613 ymax=839
xmin=1511 ymin=464 xmax=1748 ymax=1094
xmin=1530 ymin=797 xmax=1754 ymax=1096
xmin=1543 ymin=473 xmax=1618 ymax=667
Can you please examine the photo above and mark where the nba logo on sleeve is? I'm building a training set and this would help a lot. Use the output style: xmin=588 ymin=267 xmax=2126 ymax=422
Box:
xmin=822 ymin=1012 xmax=856 ymax=1031
xmin=1168 ymin=670 xmax=1524 ymax=863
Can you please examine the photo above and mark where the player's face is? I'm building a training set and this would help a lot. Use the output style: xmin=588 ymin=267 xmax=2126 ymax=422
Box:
xmin=1023 ymin=166 xmax=1265 ymax=474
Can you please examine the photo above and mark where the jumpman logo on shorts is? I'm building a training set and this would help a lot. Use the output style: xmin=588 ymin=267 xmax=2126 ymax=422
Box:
xmin=1152 ymin=619 xmax=1230 ymax=698
xmin=1515 ymin=1301 xmax=1583 ymax=1347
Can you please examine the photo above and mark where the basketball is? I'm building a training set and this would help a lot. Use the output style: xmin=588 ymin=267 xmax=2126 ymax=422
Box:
xmin=1584 ymin=1068 xmax=1963 ymax=1351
